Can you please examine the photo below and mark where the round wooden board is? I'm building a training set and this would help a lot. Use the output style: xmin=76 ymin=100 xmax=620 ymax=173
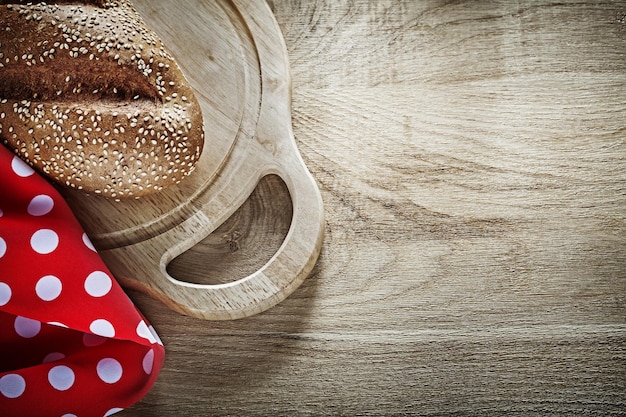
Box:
xmin=62 ymin=0 xmax=325 ymax=320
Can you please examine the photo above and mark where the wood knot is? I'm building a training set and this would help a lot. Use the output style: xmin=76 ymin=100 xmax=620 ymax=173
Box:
xmin=222 ymin=231 xmax=242 ymax=252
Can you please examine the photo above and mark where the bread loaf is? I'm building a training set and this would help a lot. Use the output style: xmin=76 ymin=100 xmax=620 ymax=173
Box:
xmin=0 ymin=0 xmax=204 ymax=198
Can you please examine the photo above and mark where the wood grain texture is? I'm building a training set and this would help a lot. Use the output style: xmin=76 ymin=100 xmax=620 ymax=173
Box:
xmin=122 ymin=0 xmax=626 ymax=415
xmin=167 ymin=174 xmax=293 ymax=285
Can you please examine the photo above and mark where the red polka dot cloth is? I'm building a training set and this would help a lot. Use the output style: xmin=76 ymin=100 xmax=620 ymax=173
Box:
xmin=0 ymin=145 xmax=165 ymax=417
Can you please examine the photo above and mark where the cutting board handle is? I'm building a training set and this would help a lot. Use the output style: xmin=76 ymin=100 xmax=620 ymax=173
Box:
xmin=148 ymin=127 xmax=324 ymax=319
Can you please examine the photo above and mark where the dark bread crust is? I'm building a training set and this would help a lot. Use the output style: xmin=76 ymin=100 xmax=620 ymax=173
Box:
xmin=0 ymin=1 xmax=204 ymax=198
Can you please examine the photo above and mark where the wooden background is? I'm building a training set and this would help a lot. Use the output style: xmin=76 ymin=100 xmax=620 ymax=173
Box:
xmin=124 ymin=1 xmax=626 ymax=415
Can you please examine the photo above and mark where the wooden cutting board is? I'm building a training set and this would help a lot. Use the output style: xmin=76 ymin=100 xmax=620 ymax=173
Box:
xmin=62 ymin=0 xmax=324 ymax=320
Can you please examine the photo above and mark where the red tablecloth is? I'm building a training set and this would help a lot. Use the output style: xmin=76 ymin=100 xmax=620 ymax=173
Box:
xmin=0 ymin=145 xmax=165 ymax=417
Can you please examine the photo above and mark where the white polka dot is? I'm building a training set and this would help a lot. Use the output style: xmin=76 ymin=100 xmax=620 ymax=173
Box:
xmin=15 ymin=316 xmax=41 ymax=338
xmin=35 ymin=275 xmax=63 ymax=301
xmin=0 ymin=236 xmax=6 ymax=258
xmin=90 ymin=319 xmax=115 ymax=338
xmin=0 ymin=208 xmax=3 ymax=217
xmin=43 ymin=352 xmax=65 ymax=364
xmin=84 ymin=271 xmax=112 ymax=297
xmin=83 ymin=332 xmax=107 ymax=347
xmin=11 ymin=156 xmax=34 ymax=177
xmin=62 ymin=414 xmax=78 ymax=417
xmin=27 ymin=194 xmax=55 ymax=216
xmin=82 ymin=232 xmax=97 ymax=252
xmin=30 ymin=229 xmax=59 ymax=254
xmin=142 ymin=349 xmax=155 ymax=375
xmin=136 ymin=320 xmax=157 ymax=344
xmin=47 ymin=321 xmax=68 ymax=328
xmin=0 ymin=282 xmax=11 ymax=306
xmin=0 ymin=374 xmax=26 ymax=398
xmin=97 ymin=358 xmax=123 ymax=384
xmin=48 ymin=365 xmax=75 ymax=391
xmin=104 ymin=408 xmax=124 ymax=417
xmin=149 ymin=325 xmax=164 ymax=346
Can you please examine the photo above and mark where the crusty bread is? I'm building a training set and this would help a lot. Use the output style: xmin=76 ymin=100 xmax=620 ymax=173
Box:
xmin=0 ymin=0 xmax=204 ymax=198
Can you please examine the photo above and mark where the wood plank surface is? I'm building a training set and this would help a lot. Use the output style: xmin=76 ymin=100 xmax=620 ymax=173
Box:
xmin=122 ymin=1 xmax=626 ymax=415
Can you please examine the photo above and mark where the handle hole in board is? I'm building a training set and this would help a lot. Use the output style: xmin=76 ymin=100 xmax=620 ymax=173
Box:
xmin=166 ymin=174 xmax=293 ymax=285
